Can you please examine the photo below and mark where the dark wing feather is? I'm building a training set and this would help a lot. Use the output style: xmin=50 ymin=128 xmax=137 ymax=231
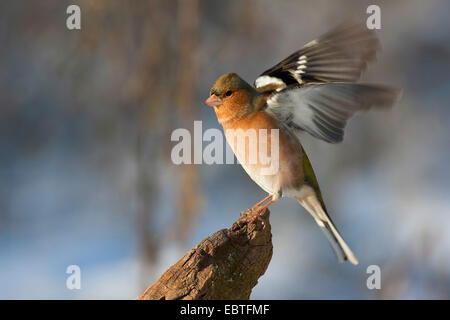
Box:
xmin=254 ymin=22 xmax=380 ymax=93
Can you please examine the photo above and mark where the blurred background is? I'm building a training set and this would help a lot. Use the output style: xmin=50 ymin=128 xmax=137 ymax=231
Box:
xmin=1 ymin=0 xmax=449 ymax=299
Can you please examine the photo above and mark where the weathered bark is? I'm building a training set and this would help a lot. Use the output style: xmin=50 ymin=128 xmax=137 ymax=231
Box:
xmin=138 ymin=207 xmax=273 ymax=300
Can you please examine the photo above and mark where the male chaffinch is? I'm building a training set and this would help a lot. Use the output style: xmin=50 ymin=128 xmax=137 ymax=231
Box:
xmin=204 ymin=23 xmax=401 ymax=265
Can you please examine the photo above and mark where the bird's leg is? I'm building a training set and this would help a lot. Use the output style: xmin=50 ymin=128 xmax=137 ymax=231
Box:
xmin=253 ymin=194 xmax=273 ymax=208
xmin=257 ymin=199 xmax=274 ymax=213
xmin=255 ymin=189 xmax=282 ymax=214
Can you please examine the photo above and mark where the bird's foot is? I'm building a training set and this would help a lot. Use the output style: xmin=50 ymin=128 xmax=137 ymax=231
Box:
xmin=249 ymin=192 xmax=280 ymax=215
xmin=255 ymin=200 xmax=274 ymax=215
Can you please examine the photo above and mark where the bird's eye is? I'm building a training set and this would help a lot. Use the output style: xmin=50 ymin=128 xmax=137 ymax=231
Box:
xmin=225 ymin=90 xmax=233 ymax=97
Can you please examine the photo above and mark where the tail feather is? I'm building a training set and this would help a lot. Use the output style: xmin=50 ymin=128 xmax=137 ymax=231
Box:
xmin=296 ymin=187 xmax=358 ymax=265
xmin=318 ymin=218 xmax=359 ymax=265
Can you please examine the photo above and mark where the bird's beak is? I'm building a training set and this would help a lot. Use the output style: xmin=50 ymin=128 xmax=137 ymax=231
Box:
xmin=204 ymin=95 xmax=222 ymax=107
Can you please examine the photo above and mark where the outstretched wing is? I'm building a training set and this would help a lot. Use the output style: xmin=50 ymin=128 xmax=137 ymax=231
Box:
xmin=265 ymin=83 xmax=402 ymax=143
xmin=254 ymin=22 xmax=380 ymax=93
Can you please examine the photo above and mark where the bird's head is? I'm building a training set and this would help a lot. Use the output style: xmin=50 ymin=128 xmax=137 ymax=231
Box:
xmin=205 ymin=73 xmax=261 ymax=124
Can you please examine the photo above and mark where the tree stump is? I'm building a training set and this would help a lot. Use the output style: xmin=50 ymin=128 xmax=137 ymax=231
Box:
xmin=138 ymin=207 xmax=273 ymax=300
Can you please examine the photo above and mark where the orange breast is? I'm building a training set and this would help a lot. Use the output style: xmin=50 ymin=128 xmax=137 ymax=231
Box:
xmin=222 ymin=110 xmax=305 ymax=193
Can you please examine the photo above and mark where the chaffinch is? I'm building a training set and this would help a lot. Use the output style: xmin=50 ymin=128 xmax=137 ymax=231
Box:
xmin=204 ymin=23 xmax=401 ymax=265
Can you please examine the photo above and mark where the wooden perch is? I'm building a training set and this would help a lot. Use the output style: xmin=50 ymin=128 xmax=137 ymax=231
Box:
xmin=138 ymin=207 xmax=273 ymax=300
